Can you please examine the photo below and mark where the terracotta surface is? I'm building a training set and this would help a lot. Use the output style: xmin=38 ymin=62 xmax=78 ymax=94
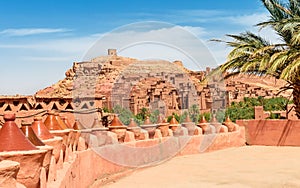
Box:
xmin=197 ymin=116 xmax=211 ymax=134
xmin=127 ymin=118 xmax=141 ymax=140
xmin=103 ymin=146 xmax=300 ymax=188
xmin=50 ymin=129 xmax=71 ymax=155
xmin=0 ymin=149 xmax=47 ymax=188
xmin=42 ymin=136 xmax=63 ymax=163
xmin=82 ymin=130 xmax=118 ymax=147
xmin=108 ymin=115 xmax=127 ymax=142
xmin=61 ymin=116 xmax=73 ymax=129
xmin=48 ymin=126 xmax=245 ymax=188
xmin=182 ymin=114 xmax=196 ymax=136
xmin=169 ymin=115 xmax=179 ymax=125
xmin=140 ymin=117 xmax=157 ymax=139
xmin=156 ymin=115 xmax=169 ymax=137
xmin=54 ymin=113 xmax=69 ymax=129
xmin=143 ymin=116 xmax=152 ymax=125
xmin=21 ymin=121 xmax=45 ymax=146
xmin=0 ymin=160 xmax=20 ymax=187
xmin=109 ymin=115 xmax=126 ymax=128
xmin=36 ymin=145 xmax=53 ymax=179
xmin=72 ymin=130 xmax=81 ymax=151
xmin=223 ymin=116 xmax=236 ymax=132
xmin=127 ymin=118 xmax=138 ymax=128
xmin=92 ymin=117 xmax=108 ymax=130
xmin=237 ymin=119 xmax=300 ymax=146
xmin=210 ymin=116 xmax=228 ymax=133
xmin=73 ymin=119 xmax=84 ymax=130
xmin=31 ymin=116 xmax=54 ymax=140
xmin=169 ymin=115 xmax=181 ymax=136
xmin=44 ymin=112 xmax=63 ymax=130
xmin=0 ymin=114 xmax=37 ymax=152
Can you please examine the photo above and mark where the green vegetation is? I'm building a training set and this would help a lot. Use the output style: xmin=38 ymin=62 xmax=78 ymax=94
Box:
xmin=226 ymin=97 xmax=292 ymax=122
xmin=149 ymin=109 xmax=160 ymax=123
xmin=135 ymin=107 xmax=149 ymax=121
xmin=109 ymin=96 xmax=291 ymax=125
xmin=213 ymin=0 xmax=300 ymax=118
xmin=102 ymin=106 xmax=112 ymax=113
xmin=112 ymin=105 xmax=134 ymax=125
xmin=111 ymin=105 xmax=160 ymax=125
xmin=199 ymin=112 xmax=211 ymax=122
xmin=167 ymin=113 xmax=181 ymax=123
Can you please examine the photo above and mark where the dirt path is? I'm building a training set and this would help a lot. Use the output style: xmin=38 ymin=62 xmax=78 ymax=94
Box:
xmin=103 ymin=146 xmax=300 ymax=187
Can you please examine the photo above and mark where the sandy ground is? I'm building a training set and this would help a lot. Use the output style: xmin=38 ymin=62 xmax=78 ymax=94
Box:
xmin=103 ymin=146 xmax=300 ymax=188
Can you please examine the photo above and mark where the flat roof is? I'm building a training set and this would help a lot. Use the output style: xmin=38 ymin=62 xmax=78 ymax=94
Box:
xmin=101 ymin=146 xmax=300 ymax=187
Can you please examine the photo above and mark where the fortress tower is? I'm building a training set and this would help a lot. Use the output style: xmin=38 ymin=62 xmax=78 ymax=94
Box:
xmin=108 ymin=49 xmax=117 ymax=56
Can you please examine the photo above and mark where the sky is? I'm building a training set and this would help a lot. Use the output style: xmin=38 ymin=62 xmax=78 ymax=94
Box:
xmin=0 ymin=0 xmax=276 ymax=95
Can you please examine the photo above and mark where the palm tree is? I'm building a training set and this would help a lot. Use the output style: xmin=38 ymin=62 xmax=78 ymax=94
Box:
xmin=214 ymin=0 xmax=300 ymax=118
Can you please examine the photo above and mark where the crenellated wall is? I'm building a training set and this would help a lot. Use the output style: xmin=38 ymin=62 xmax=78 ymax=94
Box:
xmin=47 ymin=127 xmax=245 ymax=188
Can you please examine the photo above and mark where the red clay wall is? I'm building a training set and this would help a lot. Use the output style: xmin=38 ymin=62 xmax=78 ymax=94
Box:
xmin=49 ymin=127 xmax=245 ymax=187
xmin=236 ymin=119 xmax=300 ymax=146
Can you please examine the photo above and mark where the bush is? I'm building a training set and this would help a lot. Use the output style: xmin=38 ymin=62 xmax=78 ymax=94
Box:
xmin=149 ymin=109 xmax=160 ymax=123
xmin=112 ymin=105 xmax=134 ymax=125
xmin=188 ymin=104 xmax=200 ymax=123
xmin=167 ymin=113 xmax=180 ymax=123
xmin=135 ymin=107 xmax=149 ymax=122
xmin=199 ymin=112 xmax=211 ymax=122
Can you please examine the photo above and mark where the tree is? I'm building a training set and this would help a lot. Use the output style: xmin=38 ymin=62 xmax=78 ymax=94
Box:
xmin=188 ymin=104 xmax=200 ymax=123
xmin=113 ymin=105 xmax=134 ymax=125
xmin=135 ymin=107 xmax=149 ymax=122
xmin=149 ymin=109 xmax=160 ymax=123
xmin=216 ymin=110 xmax=225 ymax=122
xmin=225 ymin=96 xmax=289 ymax=121
xmin=213 ymin=0 xmax=300 ymax=118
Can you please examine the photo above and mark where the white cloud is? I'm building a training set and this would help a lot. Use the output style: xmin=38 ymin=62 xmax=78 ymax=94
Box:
xmin=0 ymin=14 xmax=280 ymax=95
xmin=0 ymin=28 xmax=71 ymax=36
xmin=0 ymin=35 xmax=97 ymax=53
xmin=229 ymin=13 xmax=269 ymax=27
xmin=82 ymin=23 xmax=217 ymax=71
xmin=0 ymin=23 xmax=221 ymax=95
xmin=229 ymin=13 xmax=283 ymax=44
xmin=180 ymin=26 xmax=207 ymax=37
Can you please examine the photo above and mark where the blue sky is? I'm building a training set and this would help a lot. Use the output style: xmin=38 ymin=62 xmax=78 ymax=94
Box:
xmin=0 ymin=0 xmax=273 ymax=95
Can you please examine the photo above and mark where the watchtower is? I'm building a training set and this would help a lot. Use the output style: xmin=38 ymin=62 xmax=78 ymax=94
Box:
xmin=108 ymin=49 xmax=117 ymax=56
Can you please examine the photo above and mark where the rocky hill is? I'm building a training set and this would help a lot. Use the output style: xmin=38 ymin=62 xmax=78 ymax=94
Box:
xmin=35 ymin=51 xmax=292 ymax=112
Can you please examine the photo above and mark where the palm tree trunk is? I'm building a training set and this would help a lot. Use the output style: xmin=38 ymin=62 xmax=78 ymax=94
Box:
xmin=293 ymin=81 xmax=300 ymax=119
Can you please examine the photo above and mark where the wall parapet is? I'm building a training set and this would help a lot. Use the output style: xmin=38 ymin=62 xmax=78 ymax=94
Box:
xmin=236 ymin=119 xmax=300 ymax=146
xmin=48 ymin=127 xmax=245 ymax=187
xmin=0 ymin=113 xmax=245 ymax=188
